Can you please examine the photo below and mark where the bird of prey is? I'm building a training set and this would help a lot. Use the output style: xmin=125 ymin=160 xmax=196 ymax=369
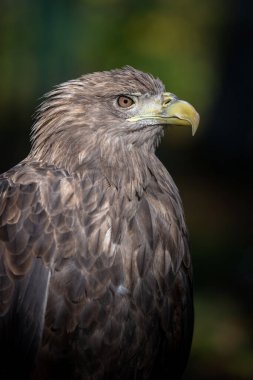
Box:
xmin=0 ymin=66 xmax=199 ymax=380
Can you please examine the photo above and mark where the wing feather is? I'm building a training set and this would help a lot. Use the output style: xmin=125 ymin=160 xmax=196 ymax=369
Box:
xmin=0 ymin=163 xmax=78 ymax=377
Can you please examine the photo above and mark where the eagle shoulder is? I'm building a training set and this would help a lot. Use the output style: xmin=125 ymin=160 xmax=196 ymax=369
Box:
xmin=0 ymin=161 xmax=85 ymax=376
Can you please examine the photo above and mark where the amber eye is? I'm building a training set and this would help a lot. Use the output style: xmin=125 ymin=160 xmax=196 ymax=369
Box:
xmin=117 ymin=95 xmax=134 ymax=108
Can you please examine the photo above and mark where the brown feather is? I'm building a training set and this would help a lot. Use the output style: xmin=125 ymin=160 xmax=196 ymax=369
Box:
xmin=0 ymin=67 xmax=193 ymax=380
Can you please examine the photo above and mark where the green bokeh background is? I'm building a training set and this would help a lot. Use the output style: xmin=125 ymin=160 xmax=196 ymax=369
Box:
xmin=1 ymin=1 xmax=252 ymax=379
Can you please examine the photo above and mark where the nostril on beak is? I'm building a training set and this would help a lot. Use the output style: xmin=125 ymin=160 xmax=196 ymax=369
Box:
xmin=162 ymin=93 xmax=175 ymax=107
xmin=163 ymin=98 xmax=172 ymax=106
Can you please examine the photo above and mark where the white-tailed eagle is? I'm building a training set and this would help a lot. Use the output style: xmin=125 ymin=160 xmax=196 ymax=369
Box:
xmin=0 ymin=66 xmax=199 ymax=380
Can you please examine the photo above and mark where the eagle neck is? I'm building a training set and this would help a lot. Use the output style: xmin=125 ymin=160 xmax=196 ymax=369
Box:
xmin=99 ymin=138 xmax=160 ymax=199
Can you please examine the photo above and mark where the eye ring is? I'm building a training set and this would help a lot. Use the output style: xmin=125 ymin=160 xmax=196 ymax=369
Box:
xmin=117 ymin=95 xmax=135 ymax=108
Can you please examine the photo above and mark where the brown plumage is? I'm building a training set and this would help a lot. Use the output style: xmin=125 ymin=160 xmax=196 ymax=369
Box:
xmin=0 ymin=66 xmax=199 ymax=380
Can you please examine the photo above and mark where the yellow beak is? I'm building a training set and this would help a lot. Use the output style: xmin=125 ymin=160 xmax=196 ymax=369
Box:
xmin=127 ymin=92 xmax=200 ymax=136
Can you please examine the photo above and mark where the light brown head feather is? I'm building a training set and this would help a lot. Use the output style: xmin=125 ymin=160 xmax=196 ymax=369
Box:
xmin=28 ymin=67 xmax=166 ymax=196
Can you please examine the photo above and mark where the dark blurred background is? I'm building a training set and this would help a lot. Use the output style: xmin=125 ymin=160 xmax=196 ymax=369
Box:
xmin=0 ymin=0 xmax=252 ymax=379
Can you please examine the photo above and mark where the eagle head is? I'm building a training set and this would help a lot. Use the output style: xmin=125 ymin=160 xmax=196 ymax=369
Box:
xmin=30 ymin=66 xmax=199 ymax=182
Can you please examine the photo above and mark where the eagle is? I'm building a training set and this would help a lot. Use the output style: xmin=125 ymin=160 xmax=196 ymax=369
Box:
xmin=0 ymin=66 xmax=199 ymax=380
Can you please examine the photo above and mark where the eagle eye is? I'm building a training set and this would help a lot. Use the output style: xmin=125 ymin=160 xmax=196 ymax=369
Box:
xmin=117 ymin=95 xmax=135 ymax=108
